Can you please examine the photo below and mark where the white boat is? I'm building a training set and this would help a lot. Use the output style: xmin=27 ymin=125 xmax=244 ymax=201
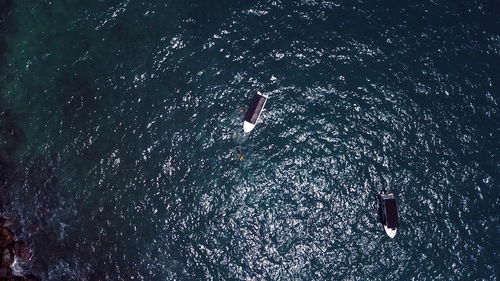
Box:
xmin=243 ymin=91 xmax=268 ymax=133
xmin=384 ymin=225 xmax=397 ymax=238
xmin=378 ymin=191 xmax=399 ymax=238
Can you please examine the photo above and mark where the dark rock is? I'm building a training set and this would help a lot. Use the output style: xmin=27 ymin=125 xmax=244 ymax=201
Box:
xmin=1 ymin=248 xmax=13 ymax=266
xmin=13 ymin=241 xmax=32 ymax=261
xmin=0 ymin=227 xmax=14 ymax=248
xmin=0 ymin=266 xmax=11 ymax=279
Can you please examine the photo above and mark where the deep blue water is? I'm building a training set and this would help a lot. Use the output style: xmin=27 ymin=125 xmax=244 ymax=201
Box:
xmin=0 ymin=0 xmax=499 ymax=280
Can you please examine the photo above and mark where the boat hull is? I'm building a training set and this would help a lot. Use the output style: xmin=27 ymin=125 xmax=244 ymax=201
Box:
xmin=243 ymin=121 xmax=256 ymax=133
xmin=384 ymin=225 xmax=397 ymax=238
xmin=378 ymin=191 xmax=399 ymax=238
xmin=243 ymin=92 xmax=268 ymax=132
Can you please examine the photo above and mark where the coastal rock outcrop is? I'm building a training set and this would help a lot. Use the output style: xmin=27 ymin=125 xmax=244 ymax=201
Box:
xmin=0 ymin=218 xmax=39 ymax=281
xmin=13 ymin=242 xmax=31 ymax=262
xmin=0 ymin=228 xmax=13 ymax=249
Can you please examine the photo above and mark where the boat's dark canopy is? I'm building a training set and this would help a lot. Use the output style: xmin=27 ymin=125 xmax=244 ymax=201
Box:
xmin=244 ymin=93 xmax=267 ymax=124
xmin=384 ymin=198 xmax=399 ymax=228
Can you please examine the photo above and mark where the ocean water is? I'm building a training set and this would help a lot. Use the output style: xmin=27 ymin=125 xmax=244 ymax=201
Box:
xmin=0 ymin=0 xmax=499 ymax=280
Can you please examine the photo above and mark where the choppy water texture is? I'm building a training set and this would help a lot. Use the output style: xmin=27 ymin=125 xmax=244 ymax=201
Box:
xmin=0 ymin=0 xmax=499 ymax=280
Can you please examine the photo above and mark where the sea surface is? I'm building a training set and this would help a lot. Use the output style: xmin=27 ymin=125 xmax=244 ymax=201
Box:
xmin=0 ymin=0 xmax=499 ymax=280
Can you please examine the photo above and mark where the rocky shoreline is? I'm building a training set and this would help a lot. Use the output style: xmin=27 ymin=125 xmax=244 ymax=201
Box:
xmin=0 ymin=217 xmax=38 ymax=281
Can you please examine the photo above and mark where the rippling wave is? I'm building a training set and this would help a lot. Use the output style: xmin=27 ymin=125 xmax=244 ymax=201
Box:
xmin=0 ymin=0 xmax=498 ymax=280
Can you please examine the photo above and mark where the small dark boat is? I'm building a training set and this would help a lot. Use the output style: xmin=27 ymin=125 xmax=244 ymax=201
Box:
xmin=243 ymin=91 xmax=268 ymax=133
xmin=378 ymin=191 xmax=399 ymax=238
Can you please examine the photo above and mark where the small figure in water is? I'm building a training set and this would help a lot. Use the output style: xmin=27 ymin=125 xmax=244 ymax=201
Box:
xmin=236 ymin=147 xmax=244 ymax=160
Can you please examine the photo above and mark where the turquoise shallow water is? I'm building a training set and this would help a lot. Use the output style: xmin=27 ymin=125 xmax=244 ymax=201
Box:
xmin=0 ymin=0 xmax=499 ymax=280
